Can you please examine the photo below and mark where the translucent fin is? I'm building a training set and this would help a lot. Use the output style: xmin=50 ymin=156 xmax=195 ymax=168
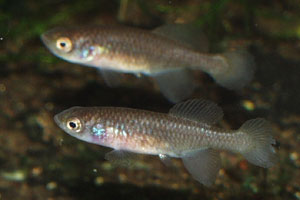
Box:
xmin=104 ymin=150 xmax=136 ymax=167
xmin=212 ymin=49 xmax=255 ymax=90
xmin=169 ymin=99 xmax=223 ymax=124
xmin=159 ymin=154 xmax=173 ymax=167
xmin=239 ymin=118 xmax=278 ymax=168
xmin=181 ymin=149 xmax=221 ymax=186
xmin=152 ymin=69 xmax=195 ymax=103
xmin=153 ymin=24 xmax=209 ymax=52
xmin=99 ymin=70 xmax=123 ymax=87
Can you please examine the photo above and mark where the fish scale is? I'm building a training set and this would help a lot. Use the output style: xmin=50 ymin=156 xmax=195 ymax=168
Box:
xmin=54 ymin=99 xmax=277 ymax=186
xmin=76 ymin=26 xmax=193 ymax=72
xmin=92 ymin=107 xmax=238 ymax=154
xmin=42 ymin=24 xmax=255 ymax=102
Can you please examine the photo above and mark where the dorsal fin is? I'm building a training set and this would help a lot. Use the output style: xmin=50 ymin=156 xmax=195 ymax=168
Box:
xmin=169 ymin=99 xmax=223 ymax=124
xmin=152 ymin=24 xmax=209 ymax=52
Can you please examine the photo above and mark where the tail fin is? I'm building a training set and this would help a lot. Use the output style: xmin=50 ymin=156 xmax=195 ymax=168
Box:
xmin=212 ymin=49 xmax=255 ymax=90
xmin=239 ymin=118 xmax=277 ymax=168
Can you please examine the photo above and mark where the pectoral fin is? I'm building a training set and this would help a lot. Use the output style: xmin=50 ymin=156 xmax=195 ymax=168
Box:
xmin=152 ymin=69 xmax=195 ymax=103
xmin=105 ymin=150 xmax=137 ymax=167
xmin=159 ymin=154 xmax=173 ymax=167
xmin=181 ymin=149 xmax=221 ymax=186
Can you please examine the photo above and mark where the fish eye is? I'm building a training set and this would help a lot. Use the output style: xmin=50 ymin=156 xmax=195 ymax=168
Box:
xmin=56 ymin=37 xmax=72 ymax=52
xmin=66 ymin=117 xmax=82 ymax=132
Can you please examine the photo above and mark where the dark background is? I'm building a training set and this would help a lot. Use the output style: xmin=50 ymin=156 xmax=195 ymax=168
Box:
xmin=0 ymin=0 xmax=299 ymax=199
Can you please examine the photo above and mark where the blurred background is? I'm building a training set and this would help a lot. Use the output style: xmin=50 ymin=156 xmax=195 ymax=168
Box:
xmin=0 ymin=0 xmax=300 ymax=199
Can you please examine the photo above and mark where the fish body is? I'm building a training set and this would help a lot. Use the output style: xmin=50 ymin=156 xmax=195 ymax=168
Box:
xmin=42 ymin=25 xmax=255 ymax=102
xmin=54 ymin=99 xmax=277 ymax=186
xmin=42 ymin=26 xmax=200 ymax=74
xmin=56 ymin=106 xmax=241 ymax=156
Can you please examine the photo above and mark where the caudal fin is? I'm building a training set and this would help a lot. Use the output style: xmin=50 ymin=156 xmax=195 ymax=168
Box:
xmin=239 ymin=118 xmax=277 ymax=168
xmin=212 ymin=49 xmax=255 ymax=90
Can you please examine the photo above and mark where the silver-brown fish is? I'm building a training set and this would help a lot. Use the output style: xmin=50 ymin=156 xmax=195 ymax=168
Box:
xmin=41 ymin=24 xmax=255 ymax=102
xmin=54 ymin=99 xmax=277 ymax=186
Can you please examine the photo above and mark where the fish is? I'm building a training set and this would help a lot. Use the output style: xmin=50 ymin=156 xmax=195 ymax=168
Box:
xmin=54 ymin=99 xmax=277 ymax=186
xmin=41 ymin=24 xmax=255 ymax=103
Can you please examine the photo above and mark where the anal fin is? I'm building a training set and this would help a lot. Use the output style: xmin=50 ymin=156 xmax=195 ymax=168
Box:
xmin=152 ymin=69 xmax=195 ymax=103
xmin=181 ymin=149 xmax=221 ymax=186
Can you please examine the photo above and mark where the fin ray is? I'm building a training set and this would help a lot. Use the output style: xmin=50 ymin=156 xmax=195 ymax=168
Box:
xmin=159 ymin=154 xmax=173 ymax=167
xmin=152 ymin=69 xmax=195 ymax=103
xmin=169 ymin=99 xmax=223 ymax=124
xmin=212 ymin=48 xmax=255 ymax=90
xmin=153 ymin=24 xmax=209 ymax=52
xmin=239 ymin=118 xmax=277 ymax=168
xmin=105 ymin=150 xmax=136 ymax=167
xmin=181 ymin=149 xmax=221 ymax=186
xmin=99 ymin=70 xmax=123 ymax=87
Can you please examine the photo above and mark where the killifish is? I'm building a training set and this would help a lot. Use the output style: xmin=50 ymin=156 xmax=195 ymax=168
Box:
xmin=42 ymin=24 xmax=255 ymax=102
xmin=54 ymin=99 xmax=277 ymax=186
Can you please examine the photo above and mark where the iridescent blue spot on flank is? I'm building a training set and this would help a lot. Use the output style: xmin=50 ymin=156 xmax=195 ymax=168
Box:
xmin=92 ymin=124 xmax=105 ymax=136
xmin=81 ymin=46 xmax=95 ymax=59
xmin=81 ymin=49 xmax=89 ymax=58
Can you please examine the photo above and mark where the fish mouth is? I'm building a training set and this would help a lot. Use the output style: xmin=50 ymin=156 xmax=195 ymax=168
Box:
xmin=40 ymin=33 xmax=49 ymax=45
xmin=53 ymin=113 xmax=61 ymax=127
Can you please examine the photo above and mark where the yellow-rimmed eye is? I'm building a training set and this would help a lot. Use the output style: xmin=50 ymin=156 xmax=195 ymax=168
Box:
xmin=66 ymin=117 xmax=82 ymax=132
xmin=56 ymin=37 xmax=72 ymax=52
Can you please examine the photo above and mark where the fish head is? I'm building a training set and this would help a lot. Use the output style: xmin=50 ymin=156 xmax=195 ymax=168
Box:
xmin=41 ymin=27 xmax=102 ymax=64
xmin=54 ymin=106 xmax=96 ymax=143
